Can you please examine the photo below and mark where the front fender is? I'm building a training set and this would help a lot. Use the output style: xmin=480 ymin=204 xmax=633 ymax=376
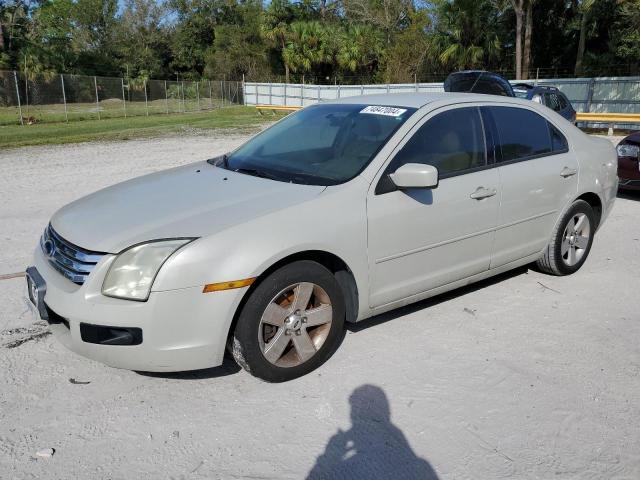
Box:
xmin=151 ymin=181 xmax=370 ymax=313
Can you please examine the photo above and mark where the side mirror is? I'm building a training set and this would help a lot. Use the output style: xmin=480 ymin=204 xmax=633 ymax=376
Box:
xmin=389 ymin=163 xmax=438 ymax=189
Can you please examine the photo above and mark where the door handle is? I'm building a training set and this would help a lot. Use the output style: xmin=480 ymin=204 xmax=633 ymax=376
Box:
xmin=469 ymin=187 xmax=497 ymax=200
xmin=560 ymin=167 xmax=578 ymax=178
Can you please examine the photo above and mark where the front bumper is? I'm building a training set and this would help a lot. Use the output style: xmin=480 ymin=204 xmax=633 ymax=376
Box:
xmin=29 ymin=246 xmax=246 ymax=372
xmin=618 ymin=156 xmax=640 ymax=190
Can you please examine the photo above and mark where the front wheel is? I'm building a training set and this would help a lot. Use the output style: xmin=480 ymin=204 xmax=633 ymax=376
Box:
xmin=536 ymin=199 xmax=595 ymax=275
xmin=231 ymin=260 xmax=345 ymax=382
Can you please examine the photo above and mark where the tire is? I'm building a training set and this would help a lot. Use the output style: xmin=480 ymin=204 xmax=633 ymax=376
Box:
xmin=231 ymin=260 xmax=345 ymax=382
xmin=536 ymin=199 xmax=595 ymax=276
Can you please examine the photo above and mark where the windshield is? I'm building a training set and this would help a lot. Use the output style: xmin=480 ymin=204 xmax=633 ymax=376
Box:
xmin=513 ymin=89 xmax=529 ymax=99
xmin=222 ymin=103 xmax=416 ymax=185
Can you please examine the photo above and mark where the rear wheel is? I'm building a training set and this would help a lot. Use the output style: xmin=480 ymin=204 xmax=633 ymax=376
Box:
xmin=536 ymin=200 xmax=595 ymax=275
xmin=231 ymin=261 xmax=345 ymax=382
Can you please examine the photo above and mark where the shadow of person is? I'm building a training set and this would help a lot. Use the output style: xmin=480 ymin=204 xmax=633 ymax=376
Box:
xmin=307 ymin=385 xmax=438 ymax=480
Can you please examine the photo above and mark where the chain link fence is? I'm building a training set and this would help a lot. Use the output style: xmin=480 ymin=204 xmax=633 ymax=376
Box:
xmin=0 ymin=70 xmax=244 ymax=126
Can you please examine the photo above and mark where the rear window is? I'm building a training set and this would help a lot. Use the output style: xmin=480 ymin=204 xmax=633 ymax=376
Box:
xmin=444 ymin=73 xmax=513 ymax=97
xmin=488 ymin=106 xmax=551 ymax=162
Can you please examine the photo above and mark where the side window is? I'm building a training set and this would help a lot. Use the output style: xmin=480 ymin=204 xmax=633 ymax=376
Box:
xmin=549 ymin=123 xmax=568 ymax=152
xmin=557 ymin=94 xmax=569 ymax=110
xmin=544 ymin=93 xmax=561 ymax=111
xmin=489 ymin=106 xmax=551 ymax=162
xmin=386 ymin=107 xmax=486 ymax=177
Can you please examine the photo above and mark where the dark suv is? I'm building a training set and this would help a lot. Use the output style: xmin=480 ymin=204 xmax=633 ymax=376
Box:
xmin=444 ymin=71 xmax=514 ymax=97
xmin=512 ymin=84 xmax=576 ymax=123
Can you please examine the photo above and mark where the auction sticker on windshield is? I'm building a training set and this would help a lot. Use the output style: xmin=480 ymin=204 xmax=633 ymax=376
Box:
xmin=360 ymin=106 xmax=407 ymax=117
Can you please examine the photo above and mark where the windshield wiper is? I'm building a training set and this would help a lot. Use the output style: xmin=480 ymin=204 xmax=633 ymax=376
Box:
xmin=233 ymin=167 xmax=281 ymax=181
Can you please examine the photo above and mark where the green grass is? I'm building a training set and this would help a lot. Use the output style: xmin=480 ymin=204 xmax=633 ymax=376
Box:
xmin=0 ymin=106 xmax=285 ymax=149
xmin=0 ymin=99 xmax=228 ymax=125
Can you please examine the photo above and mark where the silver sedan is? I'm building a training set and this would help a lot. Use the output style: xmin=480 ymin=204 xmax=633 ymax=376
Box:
xmin=26 ymin=93 xmax=618 ymax=381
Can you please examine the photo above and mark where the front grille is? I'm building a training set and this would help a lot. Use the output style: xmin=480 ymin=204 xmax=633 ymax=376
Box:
xmin=41 ymin=225 xmax=105 ymax=285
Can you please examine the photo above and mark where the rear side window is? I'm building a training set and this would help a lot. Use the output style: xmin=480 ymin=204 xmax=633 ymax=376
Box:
xmin=558 ymin=93 xmax=569 ymax=110
xmin=489 ymin=106 xmax=551 ymax=162
xmin=549 ymin=123 xmax=568 ymax=152
xmin=545 ymin=93 xmax=562 ymax=112
xmin=387 ymin=107 xmax=486 ymax=176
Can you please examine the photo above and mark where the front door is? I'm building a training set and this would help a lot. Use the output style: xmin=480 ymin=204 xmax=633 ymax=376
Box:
xmin=367 ymin=106 xmax=500 ymax=308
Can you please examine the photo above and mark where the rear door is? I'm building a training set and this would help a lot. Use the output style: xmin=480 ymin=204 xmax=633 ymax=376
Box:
xmin=484 ymin=106 xmax=578 ymax=267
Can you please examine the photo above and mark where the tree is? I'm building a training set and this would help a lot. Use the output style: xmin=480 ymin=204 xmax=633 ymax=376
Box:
xmin=13 ymin=0 xmax=119 ymax=75
xmin=574 ymin=0 xmax=595 ymax=76
xmin=434 ymin=0 xmax=501 ymax=71
xmin=337 ymin=24 xmax=384 ymax=79
xmin=342 ymin=0 xmax=414 ymax=45
xmin=261 ymin=0 xmax=297 ymax=82
xmin=382 ymin=8 xmax=430 ymax=82
xmin=116 ymin=0 xmax=169 ymax=78
xmin=614 ymin=0 xmax=640 ymax=73
xmin=0 ymin=11 xmax=5 ymax=52
xmin=522 ymin=0 xmax=534 ymax=79
xmin=205 ymin=1 xmax=269 ymax=79
xmin=168 ymin=0 xmax=231 ymax=77
xmin=509 ymin=0 xmax=525 ymax=79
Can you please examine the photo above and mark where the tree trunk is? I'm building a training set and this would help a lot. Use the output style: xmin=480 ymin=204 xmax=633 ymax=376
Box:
xmin=511 ymin=0 xmax=524 ymax=79
xmin=8 ymin=10 xmax=15 ymax=52
xmin=281 ymin=36 xmax=290 ymax=84
xmin=575 ymin=6 xmax=588 ymax=76
xmin=523 ymin=1 xmax=533 ymax=80
xmin=0 ymin=21 xmax=4 ymax=51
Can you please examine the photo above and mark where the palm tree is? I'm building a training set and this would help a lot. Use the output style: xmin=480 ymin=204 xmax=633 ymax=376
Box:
xmin=435 ymin=0 xmax=501 ymax=71
xmin=337 ymin=24 xmax=384 ymax=74
xmin=283 ymin=22 xmax=336 ymax=76
xmin=261 ymin=0 xmax=295 ymax=82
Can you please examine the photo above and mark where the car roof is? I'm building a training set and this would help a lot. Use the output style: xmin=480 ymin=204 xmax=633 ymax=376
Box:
xmin=324 ymin=92 xmax=533 ymax=109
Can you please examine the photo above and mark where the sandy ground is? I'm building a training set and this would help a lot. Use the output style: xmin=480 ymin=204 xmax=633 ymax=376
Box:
xmin=1 ymin=133 xmax=639 ymax=479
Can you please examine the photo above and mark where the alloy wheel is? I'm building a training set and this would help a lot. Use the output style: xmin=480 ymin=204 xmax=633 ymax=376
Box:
xmin=561 ymin=212 xmax=591 ymax=266
xmin=258 ymin=282 xmax=333 ymax=367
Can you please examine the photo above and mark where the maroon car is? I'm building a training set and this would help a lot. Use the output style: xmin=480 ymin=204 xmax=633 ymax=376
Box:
xmin=618 ymin=132 xmax=640 ymax=191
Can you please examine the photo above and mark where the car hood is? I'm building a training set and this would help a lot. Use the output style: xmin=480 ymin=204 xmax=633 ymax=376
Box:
xmin=621 ymin=132 xmax=640 ymax=146
xmin=51 ymin=161 xmax=326 ymax=253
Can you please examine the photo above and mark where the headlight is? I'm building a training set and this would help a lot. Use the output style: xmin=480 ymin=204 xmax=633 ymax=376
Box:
xmin=617 ymin=144 xmax=639 ymax=158
xmin=102 ymin=239 xmax=195 ymax=301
